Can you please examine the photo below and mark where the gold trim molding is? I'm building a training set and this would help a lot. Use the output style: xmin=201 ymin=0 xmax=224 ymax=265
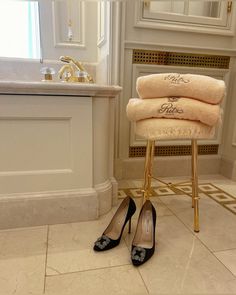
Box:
xmin=133 ymin=49 xmax=230 ymax=69
xmin=129 ymin=144 xmax=219 ymax=157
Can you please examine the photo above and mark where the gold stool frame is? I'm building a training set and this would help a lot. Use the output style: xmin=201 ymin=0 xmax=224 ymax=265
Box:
xmin=142 ymin=139 xmax=199 ymax=232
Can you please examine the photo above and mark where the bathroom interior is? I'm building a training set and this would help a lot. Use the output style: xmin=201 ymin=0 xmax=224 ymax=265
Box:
xmin=1 ymin=0 xmax=236 ymax=294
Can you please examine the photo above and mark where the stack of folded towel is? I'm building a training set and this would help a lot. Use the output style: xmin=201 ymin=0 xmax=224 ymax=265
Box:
xmin=126 ymin=73 xmax=226 ymax=139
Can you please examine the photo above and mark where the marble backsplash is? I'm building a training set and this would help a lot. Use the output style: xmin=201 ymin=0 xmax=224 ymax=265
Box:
xmin=0 ymin=57 xmax=97 ymax=83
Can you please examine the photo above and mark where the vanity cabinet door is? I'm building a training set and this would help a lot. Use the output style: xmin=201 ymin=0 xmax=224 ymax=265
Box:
xmin=0 ymin=95 xmax=93 ymax=194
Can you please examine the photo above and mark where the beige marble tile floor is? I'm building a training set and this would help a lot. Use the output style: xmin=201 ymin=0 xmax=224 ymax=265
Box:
xmin=1 ymin=175 xmax=236 ymax=294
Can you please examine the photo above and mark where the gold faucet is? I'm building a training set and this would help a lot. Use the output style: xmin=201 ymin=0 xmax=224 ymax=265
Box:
xmin=58 ymin=64 xmax=75 ymax=82
xmin=58 ymin=55 xmax=94 ymax=83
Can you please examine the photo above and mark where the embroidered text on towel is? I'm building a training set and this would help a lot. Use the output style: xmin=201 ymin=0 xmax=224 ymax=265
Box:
xmin=158 ymin=102 xmax=183 ymax=115
xmin=164 ymin=74 xmax=190 ymax=84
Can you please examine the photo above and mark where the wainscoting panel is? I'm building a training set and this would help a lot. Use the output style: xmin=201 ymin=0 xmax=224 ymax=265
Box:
xmin=0 ymin=95 xmax=93 ymax=194
xmin=0 ymin=117 xmax=71 ymax=173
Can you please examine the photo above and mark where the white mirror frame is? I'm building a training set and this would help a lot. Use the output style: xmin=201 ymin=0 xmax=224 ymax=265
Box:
xmin=134 ymin=0 xmax=236 ymax=36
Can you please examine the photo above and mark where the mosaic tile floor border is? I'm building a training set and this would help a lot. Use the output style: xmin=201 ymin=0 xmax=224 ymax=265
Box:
xmin=118 ymin=183 xmax=236 ymax=215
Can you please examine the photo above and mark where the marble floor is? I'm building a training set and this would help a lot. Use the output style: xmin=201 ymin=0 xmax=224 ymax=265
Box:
xmin=1 ymin=175 xmax=236 ymax=294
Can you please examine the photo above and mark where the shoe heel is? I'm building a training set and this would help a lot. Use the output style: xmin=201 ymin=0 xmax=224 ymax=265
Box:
xmin=128 ymin=218 xmax=132 ymax=234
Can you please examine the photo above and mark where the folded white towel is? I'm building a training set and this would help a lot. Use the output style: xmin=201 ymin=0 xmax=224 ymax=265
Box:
xmin=136 ymin=73 xmax=226 ymax=104
xmin=135 ymin=118 xmax=215 ymax=140
xmin=127 ymin=97 xmax=221 ymax=126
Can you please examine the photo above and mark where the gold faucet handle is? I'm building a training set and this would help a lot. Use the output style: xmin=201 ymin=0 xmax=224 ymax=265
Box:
xmin=86 ymin=73 xmax=94 ymax=83
xmin=40 ymin=67 xmax=55 ymax=81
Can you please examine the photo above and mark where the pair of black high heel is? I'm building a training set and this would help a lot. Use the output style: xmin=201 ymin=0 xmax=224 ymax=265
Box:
xmin=93 ymin=196 xmax=156 ymax=266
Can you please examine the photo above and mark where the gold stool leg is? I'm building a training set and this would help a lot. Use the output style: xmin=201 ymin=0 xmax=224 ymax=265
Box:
xmin=192 ymin=139 xmax=199 ymax=232
xmin=191 ymin=144 xmax=195 ymax=209
xmin=142 ymin=140 xmax=155 ymax=203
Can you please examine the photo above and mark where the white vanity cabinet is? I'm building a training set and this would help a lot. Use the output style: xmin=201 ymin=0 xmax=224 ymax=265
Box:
xmin=0 ymin=81 xmax=121 ymax=229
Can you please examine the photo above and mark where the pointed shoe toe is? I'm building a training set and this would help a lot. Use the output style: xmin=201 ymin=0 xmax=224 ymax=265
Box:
xmin=93 ymin=235 xmax=119 ymax=251
xmin=131 ymin=200 xmax=156 ymax=266
xmin=131 ymin=245 xmax=155 ymax=266
xmin=93 ymin=196 xmax=136 ymax=252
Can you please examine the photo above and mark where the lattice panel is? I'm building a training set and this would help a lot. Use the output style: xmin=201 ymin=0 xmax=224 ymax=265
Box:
xmin=129 ymin=144 xmax=219 ymax=157
xmin=133 ymin=49 xmax=230 ymax=69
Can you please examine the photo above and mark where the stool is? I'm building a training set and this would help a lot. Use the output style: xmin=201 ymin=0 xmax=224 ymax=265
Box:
xmin=135 ymin=118 xmax=216 ymax=232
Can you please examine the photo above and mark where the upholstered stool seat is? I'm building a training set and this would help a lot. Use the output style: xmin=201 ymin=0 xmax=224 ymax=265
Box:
xmin=135 ymin=118 xmax=215 ymax=141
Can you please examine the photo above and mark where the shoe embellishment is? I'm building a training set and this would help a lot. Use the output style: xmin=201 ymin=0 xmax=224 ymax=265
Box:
xmin=94 ymin=235 xmax=111 ymax=250
xmin=131 ymin=246 xmax=146 ymax=262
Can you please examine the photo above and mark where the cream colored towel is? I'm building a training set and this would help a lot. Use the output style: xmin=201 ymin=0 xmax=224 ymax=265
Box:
xmin=137 ymin=73 xmax=226 ymax=104
xmin=135 ymin=118 xmax=215 ymax=141
xmin=127 ymin=97 xmax=221 ymax=126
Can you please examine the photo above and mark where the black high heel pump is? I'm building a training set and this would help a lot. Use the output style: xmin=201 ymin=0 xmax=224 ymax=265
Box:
xmin=93 ymin=196 xmax=136 ymax=251
xmin=131 ymin=200 xmax=156 ymax=266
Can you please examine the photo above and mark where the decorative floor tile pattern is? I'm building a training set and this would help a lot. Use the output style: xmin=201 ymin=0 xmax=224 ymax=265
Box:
xmin=225 ymin=203 xmax=236 ymax=214
xmin=1 ymin=176 xmax=236 ymax=294
xmin=118 ymin=183 xmax=236 ymax=216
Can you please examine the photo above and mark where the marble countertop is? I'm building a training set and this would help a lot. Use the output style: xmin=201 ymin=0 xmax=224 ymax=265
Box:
xmin=0 ymin=80 xmax=122 ymax=97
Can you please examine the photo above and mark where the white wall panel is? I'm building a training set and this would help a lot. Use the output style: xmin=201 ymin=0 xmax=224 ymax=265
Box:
xmin=39 ymin=0 xmax=98 ymax=62
xmin=52 ymin=0 xmax=85 ymax=48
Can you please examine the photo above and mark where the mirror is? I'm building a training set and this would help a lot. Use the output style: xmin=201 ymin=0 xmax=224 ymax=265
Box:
xmin=148 ymin=0 xmax=221 ymax=18
xmin=0 ymin=0 xmax=41 ymax=59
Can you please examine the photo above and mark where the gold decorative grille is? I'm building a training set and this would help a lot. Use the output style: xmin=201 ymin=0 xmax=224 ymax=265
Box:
xmin=132 ymin=49 xmax=230 ymax=69
xmin=129 ymin=144 xmax=219 ymax=157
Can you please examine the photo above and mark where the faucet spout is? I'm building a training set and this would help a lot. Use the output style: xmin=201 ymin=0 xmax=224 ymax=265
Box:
xmin=58 ymin=64 xmax=75 ymax=82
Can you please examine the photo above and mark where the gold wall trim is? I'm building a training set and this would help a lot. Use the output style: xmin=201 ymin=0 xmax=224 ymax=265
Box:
xmin=129 ymin=144 xmax=219 ymax=157
xmin=132 ymin=49 xmax=230 ymax=69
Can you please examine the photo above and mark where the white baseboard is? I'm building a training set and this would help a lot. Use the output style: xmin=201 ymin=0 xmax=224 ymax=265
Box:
xmin=0 ymin=188 xmax=98 ymax=230
xmin=95 ymin=178 xmax=119 ymax=215
xmin=110 ymin=177 xmax=119 ymax=206
xmin=0 ymin=178 xmax=117 ymax=230
xmin=220 ymin=157 xmax=236 ymax=181
xmin=95 ymin=180 xmax=112 ymax=216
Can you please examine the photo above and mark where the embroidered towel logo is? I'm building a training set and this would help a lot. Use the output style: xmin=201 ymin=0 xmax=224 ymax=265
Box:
xmin=164 ymin=74 xmax=190 ymax=84
xmin=158 ymin=102 xmax=183 ymax=115
xmin=168 ymin=97 xmax=180 ymax=102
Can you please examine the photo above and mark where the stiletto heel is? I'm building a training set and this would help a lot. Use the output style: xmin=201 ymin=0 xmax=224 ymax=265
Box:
xmin=128 ymin=218 xmax=132 ymax=234
xmin=93 ymin=196 xmax=136 ymax=251
xmin=131 ymin=200 xmax=156 ymax=266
